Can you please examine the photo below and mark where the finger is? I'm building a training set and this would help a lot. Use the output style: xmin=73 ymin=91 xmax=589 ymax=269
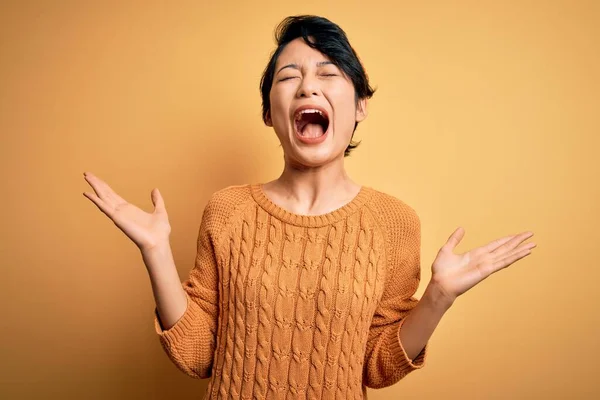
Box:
xmin=490 ymin=231 xmax=534 ymax=255
xmin=151 ymin=188 xmax=166 ymax=212
xmin=482 ymin=234 xmax=517 ymax=253
xmin=444 ymin=227 xmax=465 ymax=251
xmin=83 ymin=191 xmax=113 ymax=217
xmin=84 ymin=172 xmax=126 ymax=204
xmin=493 ymin=241 xmax=536 ymax=262
xmin=83 ymin=172 xmax=109 ymax=199
xmin=84 ymin=172 xmax=116 ymax=202
xmin=491 ymin=241 xmax=536 ymax=264
xmin=491 ymin=245 xmax=534 ymax=272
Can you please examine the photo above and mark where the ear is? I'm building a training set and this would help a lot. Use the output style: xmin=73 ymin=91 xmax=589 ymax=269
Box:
xmin=355 ymin=98 xmax=368 ymax=123
xmin=265 ymin=110 xmax=273 ymax=127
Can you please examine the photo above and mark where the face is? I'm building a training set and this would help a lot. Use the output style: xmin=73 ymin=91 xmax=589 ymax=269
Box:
xmin=265 ymin=37 xmax=367 ymax=167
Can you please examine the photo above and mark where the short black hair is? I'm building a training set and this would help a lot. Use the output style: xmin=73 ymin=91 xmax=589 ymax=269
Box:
xmin=260 ymin=15 xmax=376 ymax=157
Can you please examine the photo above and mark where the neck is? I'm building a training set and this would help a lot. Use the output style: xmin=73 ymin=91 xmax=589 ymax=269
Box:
xmin=264 ymin=155 xmax=361 ymax=216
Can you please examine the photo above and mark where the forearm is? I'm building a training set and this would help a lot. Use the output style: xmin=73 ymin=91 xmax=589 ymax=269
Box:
xmin=399 ymin=281 xmax=454 ymax=360
xmin=142 ymin=241 xmax=187 ymax=330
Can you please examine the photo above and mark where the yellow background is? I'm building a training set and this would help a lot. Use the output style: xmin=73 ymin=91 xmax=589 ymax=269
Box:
xmin=1 ymin=1 xmax=598 ymax=399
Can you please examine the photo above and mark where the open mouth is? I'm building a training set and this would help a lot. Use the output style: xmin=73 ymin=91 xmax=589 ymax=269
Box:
xmin=294 ymin=108 xmax=329 ymax=139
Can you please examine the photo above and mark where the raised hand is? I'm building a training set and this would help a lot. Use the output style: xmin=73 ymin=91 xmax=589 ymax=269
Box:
xmin=82 ymin=172 xmax=171 ymax=252
xmin=430 ymin=227 xmax=536 ymax=303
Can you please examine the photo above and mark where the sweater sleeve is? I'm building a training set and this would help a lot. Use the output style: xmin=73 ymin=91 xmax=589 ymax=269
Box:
xmin=363 ymin=202 xmax=428 ymax=388
xmin=153 ymin=196 xmax=223 ymax=379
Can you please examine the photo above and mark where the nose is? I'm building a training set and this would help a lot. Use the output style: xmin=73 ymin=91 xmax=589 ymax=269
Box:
xmin=296 ymin=74 xmax=320 ymax=98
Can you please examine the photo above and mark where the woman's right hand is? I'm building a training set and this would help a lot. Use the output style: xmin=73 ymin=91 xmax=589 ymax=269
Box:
xmin=82 ymin=172 xmax=171 ymax=252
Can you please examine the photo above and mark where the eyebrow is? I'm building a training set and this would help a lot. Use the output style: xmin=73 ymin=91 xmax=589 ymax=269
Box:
xmin=276 ymin=61 xmax=335 ymax=75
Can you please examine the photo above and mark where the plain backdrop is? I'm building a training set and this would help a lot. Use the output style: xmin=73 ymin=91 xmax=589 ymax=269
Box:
xmin=1 ymin=0 xmax=598 ymax=399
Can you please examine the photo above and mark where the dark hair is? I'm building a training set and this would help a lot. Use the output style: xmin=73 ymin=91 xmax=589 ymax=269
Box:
xmin=260 ymin=15 xmax=376 ymax=157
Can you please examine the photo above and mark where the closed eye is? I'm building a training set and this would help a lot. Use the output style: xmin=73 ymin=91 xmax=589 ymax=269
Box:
xmin=278 ymin=74 xmax=337 ymax=83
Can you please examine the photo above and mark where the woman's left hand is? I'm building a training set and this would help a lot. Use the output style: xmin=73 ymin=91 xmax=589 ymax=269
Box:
xmin=430 ymin=227 xmax=536 ymax=303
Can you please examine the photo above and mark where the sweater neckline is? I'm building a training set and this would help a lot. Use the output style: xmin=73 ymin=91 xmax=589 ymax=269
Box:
xmin=249 ymin=183 xmax=373 ymax=228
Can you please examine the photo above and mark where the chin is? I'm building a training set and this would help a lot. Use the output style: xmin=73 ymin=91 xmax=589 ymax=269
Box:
xmin=276 ymin=126 xmax=349 ymax=167
xmin=287 ymin=146 xmax=345 ymax=168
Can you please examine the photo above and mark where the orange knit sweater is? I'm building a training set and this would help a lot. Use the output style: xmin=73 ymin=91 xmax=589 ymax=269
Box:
xmin=154 ymin=183 xmax=428 ymax=399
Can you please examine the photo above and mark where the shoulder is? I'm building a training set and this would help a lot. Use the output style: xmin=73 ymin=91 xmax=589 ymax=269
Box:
xmin=207 ymin=183 xmax=253 ymax=209
xmin=364 ymin=187 xmax=420 ymax=235
xmin=202 ymin=183 xmax=254 ymax=232
xmin=364 ymin=187 xmax=422 ymax=272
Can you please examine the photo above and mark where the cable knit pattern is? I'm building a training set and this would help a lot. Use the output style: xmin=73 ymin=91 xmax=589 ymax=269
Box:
xmin=154 ymin=183 xmax=428 ymax=399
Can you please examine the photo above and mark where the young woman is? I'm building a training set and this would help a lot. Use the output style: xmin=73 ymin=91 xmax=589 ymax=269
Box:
xmin=83 ymin=15 xmax=536 ymax=400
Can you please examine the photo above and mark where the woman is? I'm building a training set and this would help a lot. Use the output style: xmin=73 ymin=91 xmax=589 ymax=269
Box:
xmin=82 ymin=15 xmax=536 ymax=399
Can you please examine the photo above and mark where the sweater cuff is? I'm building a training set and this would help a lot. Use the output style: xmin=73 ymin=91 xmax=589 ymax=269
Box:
xmin=154 ymin=292 xmax=199 ymax=349
xmin=387 ymin=317 xmax=428 ymax=370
